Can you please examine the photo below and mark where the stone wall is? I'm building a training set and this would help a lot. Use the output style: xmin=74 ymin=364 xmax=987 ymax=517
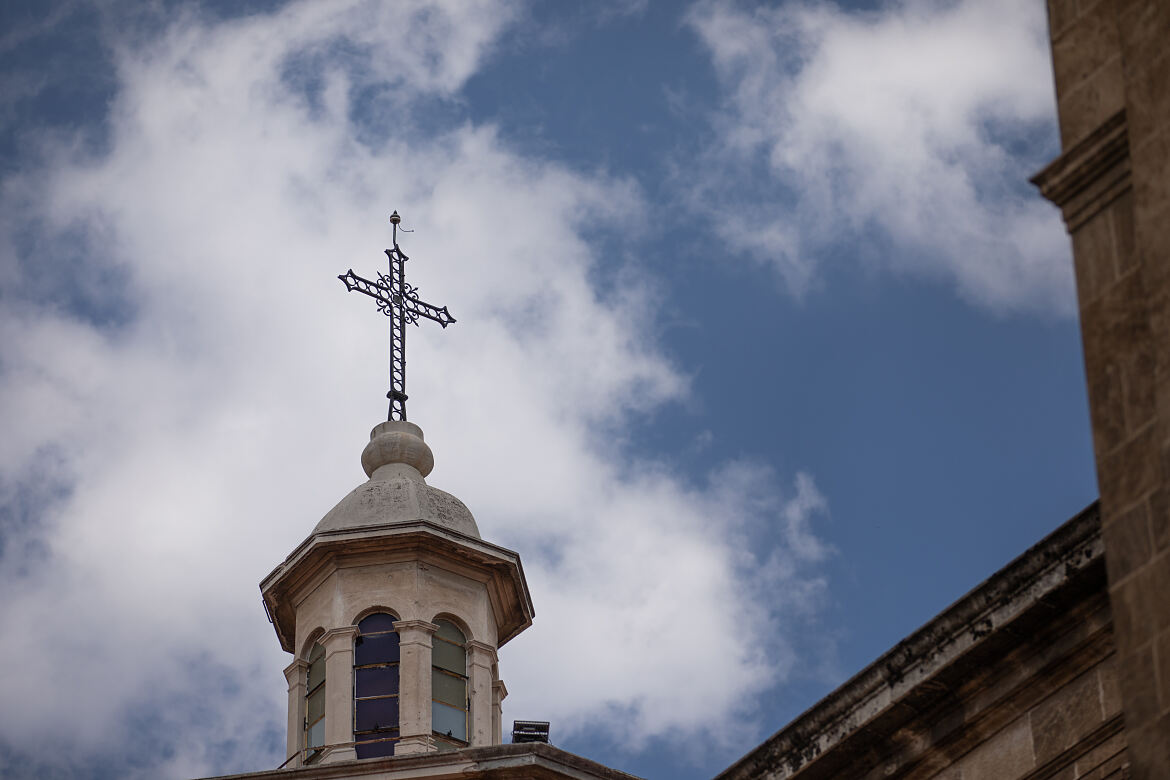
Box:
xmin=716 ymin=505 xmax=1122 ymax=780
xmin=1034 ymin=2 xmax=1170 ymax=777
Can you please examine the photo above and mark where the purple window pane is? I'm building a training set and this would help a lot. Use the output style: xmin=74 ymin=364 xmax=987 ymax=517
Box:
xmin=356 ymin=697 xmax=399 ymax=732
xmin=356 ymin=666 xmax=399 ymax=697
xmin=355 ymin=633 xmax=400 ymax=666
xmin=355 ymin=733 xmax=397 ymax=759
xmin=358 ymin=613 xmax=397 ymax=634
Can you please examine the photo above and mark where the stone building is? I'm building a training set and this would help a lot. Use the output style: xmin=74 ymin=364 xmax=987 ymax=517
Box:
xmin=208 ymin=3 xmax=1168 ymax=779
xmin=715 ymin=1 xmax=1170 ymax=778
xmin=217 ymin=420 xmax=637 ymax=780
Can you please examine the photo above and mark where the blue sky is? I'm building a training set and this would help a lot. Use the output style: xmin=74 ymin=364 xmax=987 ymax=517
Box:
xmin=0 ymin=1 xmax=1096 ymax=778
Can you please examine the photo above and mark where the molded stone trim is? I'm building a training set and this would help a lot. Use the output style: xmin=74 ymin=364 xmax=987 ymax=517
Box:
xmin=394 ymin=619 xmax=439 ymax=642
xmin=1032 ymin=110 xmax=1131 ymax=230
xmin=261 ymin=520 xmax=534 ymax=654
xmin=284 ymin=658 xmax=309 ymax=685
xmin=716 ymin=502 xmax=1104 ymax=780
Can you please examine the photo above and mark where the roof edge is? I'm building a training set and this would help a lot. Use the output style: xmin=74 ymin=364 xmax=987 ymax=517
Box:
xmin=717 ymin=500 xmax=1103 ymax=780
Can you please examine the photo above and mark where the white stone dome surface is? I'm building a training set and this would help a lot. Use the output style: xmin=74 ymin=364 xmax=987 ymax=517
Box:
xmin=313 ymin=420 xmax=480 ymax=539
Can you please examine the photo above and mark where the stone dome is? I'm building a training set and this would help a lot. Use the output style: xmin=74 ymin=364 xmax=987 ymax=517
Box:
xmin=313 ymin=420 xmax=480 ymax=539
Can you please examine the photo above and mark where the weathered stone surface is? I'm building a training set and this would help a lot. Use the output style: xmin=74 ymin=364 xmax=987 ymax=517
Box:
xmin=957 ymin=716 xmax=1034 ymax=780
xmin=1051 ymin=0 xmax=1120 ymax=103
xmin=1072 ymin=209 xmax=1120 ymax=304
xmin=1102 ymin=502 xmax=1153 ymax=582
xmin=1074 ymin=731 xmax=1127 ymax=777
xmin=1097 ymin=421 xmax=1158 ymax=509
xmin=1098 ymin=655 xmax=1123 ymax=717
xmin=715 ymin=506 xmax=1117 ymax=780
xmin=1059 ymin=56 xmax=1127 ymax=149
xmin=1116 ymin=642 xmax=1160 ymax=726
xmin=1030 ymin=669 xmax=1105 ymax=765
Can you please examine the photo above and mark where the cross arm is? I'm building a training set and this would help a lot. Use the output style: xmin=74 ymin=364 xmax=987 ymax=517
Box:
xmin=338 ymin=269 xmax=391 ymax=304
xmin=399 ymin=297 xmax=456 ymax=328
xmin=337 ymin=269 xmax=456 ymax=327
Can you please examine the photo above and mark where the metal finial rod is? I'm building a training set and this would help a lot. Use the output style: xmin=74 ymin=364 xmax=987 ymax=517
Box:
xmin=338 ymin=211 xmax=455 ymax=421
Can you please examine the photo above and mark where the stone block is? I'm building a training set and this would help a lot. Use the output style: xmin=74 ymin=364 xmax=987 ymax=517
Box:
xmin=1084 ymin=349 xmax=1128 ymax=457
xmin=1116 ymin=643 xmax=1161 ymax=725
xmin=1080 ymin=750 xmax=1129 ymax=780
xmin=1108 ymin=551 xmax=1170 ymax=649
xmin=1074 ymin=731 xmax=1128 ymax=777
xmin=1112 ymin=190 xmax=1137 ymax=275
xmin=1031 ymin=668 xmax=1106 ymax=765
xmin=1103 ymin=502 xmax=1153 ymax=582
xmin=1126 ymin=713 xmax=1170 ymax=780
xmin=1117 ymin=0 xmax=1170 ymax=107
xmin=1157 ymin=629 xmax=1170 ymax=711
xmin=1058 ymin=55 xmax=1126 ymax=148
xmin=1150 ymin=488 xmax=1169 ymax=552
xmin=1098 ymin=655 xmax=1124 ymax=717
xmin=1052 ymin=0 xmax=1120 ymax=95
xmin=1123 ymin=47 xmax=1170 ymax=152
xmin=1072 ymin=209 xmax=1120 ymax=303
xmin=1130 ymin=136 xmax=1170 ymax=256
xmin=930 ymin=766 xmax=963 ymax=780
xmin=957 ymin=716 xmax=1035 ymax=780
xmin=1153 ymin=550 xmax=1170 ymax=633
xmin=1047 ymin=0 xmax=1079 ymax=37
xmin=1122 ymin=344 xmax=1157 ymax=438
xmin=1098 ymin=426 xmax=1158 ymax=510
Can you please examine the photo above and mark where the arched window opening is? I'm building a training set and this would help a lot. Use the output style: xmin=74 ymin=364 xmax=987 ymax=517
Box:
xmin=431 ymin=619 xmax=468 ymax=751
xmin=305 ymin=642 xmax=326 ymax=763
xmin=354 ymin=613 xmax=400 ymax=758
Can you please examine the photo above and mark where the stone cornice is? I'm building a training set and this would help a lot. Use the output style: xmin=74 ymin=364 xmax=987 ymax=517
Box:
xmin=283 ymin=658 xmax=308 ymax=684
xmin=320 ymin=625 xmax=359 ymax=644
xmin=260 ymin=519 xmax=534 ymax=654
xmin=716 ymin=501 xmax=1104 ymax=780
xmin=394 ymin=619 xmax=439 ymax=647
xmin=466 ymin=640 xmax=498 ymax=665
xmin=204 ymin=741 xmax=643 ymax=779
xmin=319 ymin=626 xmax=359 ymax=662
xmin=1032 ymin=110 xmax=1130 ymax=230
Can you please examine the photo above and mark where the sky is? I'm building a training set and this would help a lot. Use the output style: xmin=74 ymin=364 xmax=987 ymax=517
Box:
xmin=0 ymin=1 xmax=1098 ymax=778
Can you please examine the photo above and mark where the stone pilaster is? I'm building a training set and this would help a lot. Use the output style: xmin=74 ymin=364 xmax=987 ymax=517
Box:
xmin=466 ymin=641 xmax=497 ymax=746
xmin=283 ymin=658 xmax=308 ymax=767
xmin=395 ymin=619 xmax=438 ymax=755
xmin=1037 ymin=2 xmax=1170 ymax=774
xmin=319 ymin=626 xmax=359 ymax=764
xmin=492 ymin=679 xmax=508 ymax=746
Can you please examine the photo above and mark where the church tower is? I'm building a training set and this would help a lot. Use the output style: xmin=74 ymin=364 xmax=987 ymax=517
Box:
xmin=259 ymin=419 xmax=533 ymax=766
xmin=259 ymin=213 xmax=533 ymax=767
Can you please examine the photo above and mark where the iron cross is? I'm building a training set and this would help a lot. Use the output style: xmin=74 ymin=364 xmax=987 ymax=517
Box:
xmin=338 ymin=211 xmax=455 ymax=421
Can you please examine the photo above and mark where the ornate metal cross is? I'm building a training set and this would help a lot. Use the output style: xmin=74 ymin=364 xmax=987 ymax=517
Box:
xmin=338 ymin=211 xmax=455 ymax=421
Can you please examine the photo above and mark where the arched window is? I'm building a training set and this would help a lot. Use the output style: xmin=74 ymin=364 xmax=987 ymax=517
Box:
xmin=431 ymin=619 xmax=468 ymax=751
xmin=354 ymin=613 xmax=400 ymax=758
xmin=305 ymin=642 xmax=326 ymax=763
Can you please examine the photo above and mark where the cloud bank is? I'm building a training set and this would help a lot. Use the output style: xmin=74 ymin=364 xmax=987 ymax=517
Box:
xmin=0 ymin=2 xmax=830 ymax=776
xmin=686 ymin=0 xmax=1072 ymax=312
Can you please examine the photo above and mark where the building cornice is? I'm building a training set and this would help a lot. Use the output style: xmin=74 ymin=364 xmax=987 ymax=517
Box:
xmin=1032 ymin=110 xmax=1130 ymax=230
xmin=717 ymin=501 xmax=1104 ymax=780
xmin=201 ymin=741 xmax=642 ymax=780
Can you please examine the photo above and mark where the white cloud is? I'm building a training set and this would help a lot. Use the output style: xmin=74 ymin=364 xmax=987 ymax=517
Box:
xmin=0 ymin=1 xmax=830 ymax=776
xmin=686 ymin=0 xmax=1073 ymax=313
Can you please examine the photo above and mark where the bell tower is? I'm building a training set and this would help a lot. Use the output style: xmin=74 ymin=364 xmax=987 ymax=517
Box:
xmin=260 ymin=420 xmax=533 ymax=765
xmin=260 ymin=214 xmax=533 ymax=766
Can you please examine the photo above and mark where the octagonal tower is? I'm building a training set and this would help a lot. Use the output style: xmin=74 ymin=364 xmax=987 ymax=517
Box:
xmin=261 ymin=420 xmax=534 ymax=767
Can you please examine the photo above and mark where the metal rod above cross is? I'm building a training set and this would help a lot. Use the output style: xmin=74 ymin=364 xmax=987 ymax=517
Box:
xmin=338 ymin=211 xmax=455 ymax=422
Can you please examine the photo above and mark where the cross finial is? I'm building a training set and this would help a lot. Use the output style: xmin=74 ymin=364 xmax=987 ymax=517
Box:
xmin=338 ymin=212 xmax=455 ymax=421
